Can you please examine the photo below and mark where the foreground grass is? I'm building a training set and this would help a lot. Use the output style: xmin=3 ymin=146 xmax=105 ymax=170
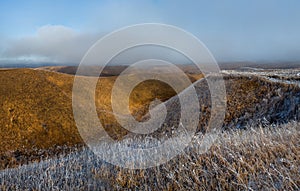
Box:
xmin=0 ymin=122 xmax=299 ymax=190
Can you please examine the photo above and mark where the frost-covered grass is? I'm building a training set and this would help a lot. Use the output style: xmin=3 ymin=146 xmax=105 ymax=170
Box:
xmin=1 ymin=122 xmax=299 ymax=190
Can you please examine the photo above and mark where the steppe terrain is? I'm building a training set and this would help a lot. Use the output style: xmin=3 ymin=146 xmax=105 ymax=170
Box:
xmin=0 ymin=64 xmax=299 ymax=190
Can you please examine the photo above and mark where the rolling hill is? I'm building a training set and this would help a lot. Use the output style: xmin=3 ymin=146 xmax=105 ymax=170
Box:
xmin=0 ymin=66 xmax=299 ymax=170
xmin=0 ymin=67 xmax=201 ymax=168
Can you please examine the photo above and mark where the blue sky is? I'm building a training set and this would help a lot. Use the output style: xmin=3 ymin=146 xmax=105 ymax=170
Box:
xmin=1 ymin=0 xmax=300 ymax=64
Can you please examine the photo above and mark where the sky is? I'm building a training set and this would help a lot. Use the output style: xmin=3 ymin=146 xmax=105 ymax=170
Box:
xmin=0 ymin=0 xmax=300 ymax=65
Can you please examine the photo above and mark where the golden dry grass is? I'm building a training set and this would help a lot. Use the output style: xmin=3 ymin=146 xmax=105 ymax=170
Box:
xmin=0 ymin=67 xmax=299 ymax=190
xmin=0 ymin=68 xmax=200 ymax=167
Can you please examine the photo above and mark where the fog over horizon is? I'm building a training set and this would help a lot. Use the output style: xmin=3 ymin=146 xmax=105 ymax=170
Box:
xmin=1 ymin=1 xmax=300 ymax=65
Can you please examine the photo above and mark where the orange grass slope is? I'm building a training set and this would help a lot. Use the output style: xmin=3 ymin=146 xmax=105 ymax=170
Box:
xmin=0 ymin=68 xmax=198 ymax=157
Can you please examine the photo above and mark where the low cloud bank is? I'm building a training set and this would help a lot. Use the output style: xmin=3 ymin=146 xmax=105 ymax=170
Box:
xmin=1 ymin=25 xmax=101 ymax=65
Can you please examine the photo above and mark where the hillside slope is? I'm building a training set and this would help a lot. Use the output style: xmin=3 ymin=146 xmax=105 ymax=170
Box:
xmin=0 ymin=68 xmax=196 ymax=168
xmin=161 ymin=75 xmax=299 ymax=134
xmin=0 ymin=68 xmax=299 ymax=169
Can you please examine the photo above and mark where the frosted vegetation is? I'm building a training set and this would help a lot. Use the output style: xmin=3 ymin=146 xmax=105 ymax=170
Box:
xmin=1 ymin=122 xmax=299 ymax=190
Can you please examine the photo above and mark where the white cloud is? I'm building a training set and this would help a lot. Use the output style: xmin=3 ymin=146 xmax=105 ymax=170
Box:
xmin=2 ymin=25 xmax=102 ymax=64
xmin=1 ymin=24 xmax=191 ymax=66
